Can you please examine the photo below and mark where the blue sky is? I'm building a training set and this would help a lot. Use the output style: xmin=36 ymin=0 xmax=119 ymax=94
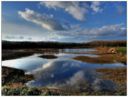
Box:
xmin=2 ymin=1 xmax=127 ymax=43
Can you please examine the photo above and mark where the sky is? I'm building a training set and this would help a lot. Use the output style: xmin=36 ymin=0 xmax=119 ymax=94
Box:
xmin=2 ymin=1 xmax=127 ymax=43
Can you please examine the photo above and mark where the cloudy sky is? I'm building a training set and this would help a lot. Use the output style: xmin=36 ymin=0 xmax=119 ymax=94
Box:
xmin=2 ymin=1 xmax=127 ymax=43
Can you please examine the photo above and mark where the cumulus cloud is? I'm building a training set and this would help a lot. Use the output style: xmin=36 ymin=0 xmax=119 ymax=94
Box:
xmin=91 ymin=1 xmax=102 ymax=13
xmin=40 ymin=1 xmax=87 ymax=21
xmin=40 ymin=1 xmax=103 ymax=21
xmin=18 ymin=8 xmax=65 ymax=31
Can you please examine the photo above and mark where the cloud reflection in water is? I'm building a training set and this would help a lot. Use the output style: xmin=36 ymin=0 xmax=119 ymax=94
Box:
xmin=26 ymin=59 xmax=120 ymax=92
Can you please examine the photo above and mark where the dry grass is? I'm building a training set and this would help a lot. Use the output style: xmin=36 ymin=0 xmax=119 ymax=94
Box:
xmin=74 ymin=47 xmax=126 ymax=64
xmin=96 ymin=68 xmax=126 ymax=85
xmin=74 ymin=54 xmax=126 ymax=64
xmin=7 ymin=83 xmax=24 ymax=89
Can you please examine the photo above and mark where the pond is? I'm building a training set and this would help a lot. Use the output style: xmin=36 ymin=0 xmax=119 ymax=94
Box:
xmin=2 ymin=48 xmax=126 ymax=89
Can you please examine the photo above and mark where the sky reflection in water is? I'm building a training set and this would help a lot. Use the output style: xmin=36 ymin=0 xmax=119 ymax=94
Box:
xmin=2 ymin=49 xmax=125 ymax=89
xmin=26 ymin=59 xmax=125 ymax=88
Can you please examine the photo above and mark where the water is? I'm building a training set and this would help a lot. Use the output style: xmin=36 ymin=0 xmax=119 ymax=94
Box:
xmin=2 ymin=48 xmax=126 ymax=88
xmin=25 ymin=59 xmax=125 ymax=87
xmin=2 ymin=53 xmax=124 ymax=72
xmin=2 ymin=54 xmax=49 ymax=71
xmin=60 ymin=48 xmax=96 ymax=53
xmin=56 ymin=53 xmax=98 ymax=59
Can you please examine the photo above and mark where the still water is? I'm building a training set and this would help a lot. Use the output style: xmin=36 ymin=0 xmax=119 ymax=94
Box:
xmin=2 ymin=49 xmax=125 ymax=88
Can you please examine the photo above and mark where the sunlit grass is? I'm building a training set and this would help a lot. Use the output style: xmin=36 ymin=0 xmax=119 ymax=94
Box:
xmin=117 ymin=47 xmax=126 ymax=54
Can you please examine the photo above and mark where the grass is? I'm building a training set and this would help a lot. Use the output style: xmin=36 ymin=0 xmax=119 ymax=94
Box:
xmin=74 ymin=54 xmax=126 ymax=64
xmin=73 ymin=47 xmax=126 ymax=64
xmin=2 ymin=86 xmax=78 ymax=96
xmin=117 ymin=47 xmax=126 ymax=54
xmin=2 ymin=84 xmax=126 ymax=96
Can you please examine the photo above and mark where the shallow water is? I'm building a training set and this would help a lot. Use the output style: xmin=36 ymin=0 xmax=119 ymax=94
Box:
xmin=25 ymin=59 xmax=125 ymax=87
xmin=2 ymin=48 xmax=126 ymax=88
xmin=56 ymin=53 xmax=98 ymax=59
xmin=60 ymin=48 xmax=96 ymax=53
xmin=2 ymin=54 xmax=49 ymax=71
xmin=2 ymin=53 xmax=124 ymax=72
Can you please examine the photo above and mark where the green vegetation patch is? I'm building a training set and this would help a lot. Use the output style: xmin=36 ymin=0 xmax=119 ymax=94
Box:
xmin=117 ymin=47 xmax=126 ymax=54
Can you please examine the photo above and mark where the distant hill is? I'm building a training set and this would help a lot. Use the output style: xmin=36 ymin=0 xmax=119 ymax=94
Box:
xmin=2 ymin=40 xmax=126 ymax=49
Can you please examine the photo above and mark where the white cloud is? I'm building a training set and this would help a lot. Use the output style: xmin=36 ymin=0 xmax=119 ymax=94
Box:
xmin=54 ymin=24 xmax=126 ymax=37
xmin=40 ymin=1 xmax=87 ymax=21
xmin=91 ymin=24 xmax=126 ymax=36
xmin=2 ymin=20 xmax=61 ymax=41
xmin=40 ymin=1 xmax=103 ymax=21
xmin=2 ymin=19 xmax=126 ymax=42
xmin=18 ymin=8 xmax=65 ymax=31
xmin=91 ymin=1 xmax=102 ymax=13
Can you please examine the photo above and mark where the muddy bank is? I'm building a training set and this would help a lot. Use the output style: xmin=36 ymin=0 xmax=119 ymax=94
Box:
xmin=2 ymin=49 xmax=60 ymax=60
xmin=2 ymin=52 xmax=33 ymax=61
xmin=39 ymin=55 xmax=58 ymax=59
xmin=2 ymin=66 xmax=33 ymax=86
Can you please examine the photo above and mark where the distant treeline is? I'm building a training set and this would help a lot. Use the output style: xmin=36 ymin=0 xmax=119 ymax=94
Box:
xmin=85 ymin=40 xmax=126 ymax=47
xmin=2 ymin=40 xmax=126 ymax=49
